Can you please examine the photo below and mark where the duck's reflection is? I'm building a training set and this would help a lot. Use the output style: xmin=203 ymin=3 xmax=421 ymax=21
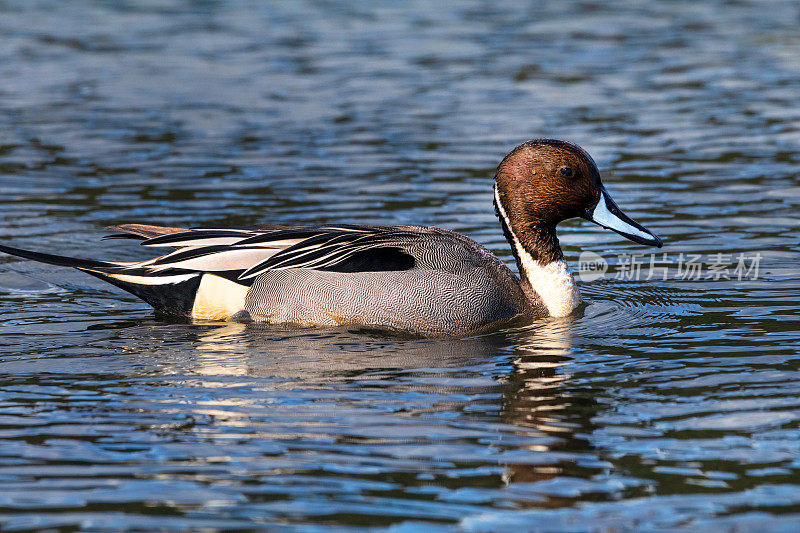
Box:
xmin=187 ymin=321 xmax=512 ymax=379
xmin=497 ymin=319 xmax=599 ymax=508
xmin=177 ymin=318 xmax=597 ymax=509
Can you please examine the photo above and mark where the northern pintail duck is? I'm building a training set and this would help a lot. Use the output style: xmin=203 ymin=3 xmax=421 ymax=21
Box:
xmin=0 ymin=139 xmax=662 ymax=335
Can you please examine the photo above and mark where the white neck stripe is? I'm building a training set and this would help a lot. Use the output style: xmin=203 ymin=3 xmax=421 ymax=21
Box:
xmin=494 ymin=185 xmax=581 ymax=317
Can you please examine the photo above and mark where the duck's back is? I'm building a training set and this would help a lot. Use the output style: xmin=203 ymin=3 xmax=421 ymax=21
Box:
xmin=241 ymin=226 xmax=534 ymax=335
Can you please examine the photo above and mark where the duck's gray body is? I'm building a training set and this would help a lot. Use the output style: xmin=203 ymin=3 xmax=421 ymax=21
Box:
xmin=242 ymin=227 xmax=538 ymax=335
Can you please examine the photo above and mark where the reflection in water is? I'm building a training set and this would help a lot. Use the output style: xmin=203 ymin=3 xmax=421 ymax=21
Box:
xmin=190 ymin=322 xmax=505 ymax=378
xmin=193 ymin=323 xmax=251 ymax=376
xmin=499 ymin=320 xmax=600 ymax=508
xmin=187 ymin=319 xmax=598 ymax=511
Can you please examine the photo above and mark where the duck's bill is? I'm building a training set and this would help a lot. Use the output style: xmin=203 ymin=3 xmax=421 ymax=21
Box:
xmin=586 ymin=188 xmax=663 ymax=247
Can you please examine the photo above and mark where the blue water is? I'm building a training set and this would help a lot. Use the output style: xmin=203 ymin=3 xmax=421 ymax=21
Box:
xmin=1 ymin=1 xmax=800 ymax=530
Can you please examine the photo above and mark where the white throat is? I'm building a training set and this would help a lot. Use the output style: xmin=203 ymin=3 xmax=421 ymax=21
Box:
xmin=494 ymin=185 xmax=581 ymax=317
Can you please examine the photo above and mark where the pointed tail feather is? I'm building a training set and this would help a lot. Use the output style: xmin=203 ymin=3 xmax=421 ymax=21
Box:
xmin=0 ymin=242 xmax=202 ymax=316
xmin=0 ymin=243 xmax=121 ymax=271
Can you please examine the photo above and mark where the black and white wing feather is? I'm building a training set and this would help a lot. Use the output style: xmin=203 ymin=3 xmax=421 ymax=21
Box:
xmin=128 ymin=224 xmax=427 ymax=281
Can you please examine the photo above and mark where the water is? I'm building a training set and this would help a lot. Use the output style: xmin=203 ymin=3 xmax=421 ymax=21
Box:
xmin=1 ymin=0 xmax=799 ymax=530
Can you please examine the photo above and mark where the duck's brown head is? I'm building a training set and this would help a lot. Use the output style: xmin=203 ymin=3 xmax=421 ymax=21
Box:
xmin=493 ymin=139 xmax=662 ymax=249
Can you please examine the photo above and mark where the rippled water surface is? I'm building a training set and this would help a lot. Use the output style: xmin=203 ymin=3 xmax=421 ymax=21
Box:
xmin=1 ymin=0 xmax=800 ymax=530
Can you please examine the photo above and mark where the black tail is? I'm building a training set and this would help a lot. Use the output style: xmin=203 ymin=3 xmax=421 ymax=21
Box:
xmin=0 ymin=243 xmax=120 ymax=271
xmin=0 ymin=243 xmax=201 ymax=316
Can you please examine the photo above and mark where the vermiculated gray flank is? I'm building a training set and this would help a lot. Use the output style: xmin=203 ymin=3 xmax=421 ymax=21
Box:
xmin=243 ymin=226 xmax=536 ymax=335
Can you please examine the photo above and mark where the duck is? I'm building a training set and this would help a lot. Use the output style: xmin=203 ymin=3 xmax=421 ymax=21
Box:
xmin=0 ymin=139 xmax=662 ymax=336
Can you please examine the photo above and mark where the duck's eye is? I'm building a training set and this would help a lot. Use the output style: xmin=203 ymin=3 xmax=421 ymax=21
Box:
xmin=560 ymin=167 xmax=574 ymax=177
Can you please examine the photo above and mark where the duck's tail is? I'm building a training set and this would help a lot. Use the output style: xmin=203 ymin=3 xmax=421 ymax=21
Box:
xmin=0 ymin=243 xmax=202 ymax=316
xmin=0 ymin=243 xmax=122 ymax=271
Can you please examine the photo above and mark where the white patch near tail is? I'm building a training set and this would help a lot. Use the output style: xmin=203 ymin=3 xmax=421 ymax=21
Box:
xmin=191 ymin=274 xmax=249 ymax=320
xmin=494 ymin=186 xmax=581 ymax=317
